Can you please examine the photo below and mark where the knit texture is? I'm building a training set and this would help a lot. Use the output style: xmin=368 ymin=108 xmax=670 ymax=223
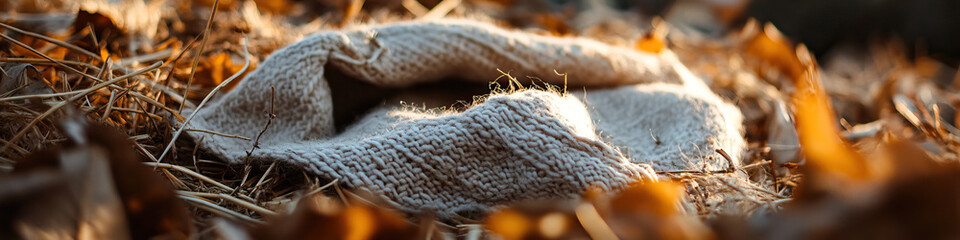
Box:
xmin=180 ymin=19 xmax=745 ymax=217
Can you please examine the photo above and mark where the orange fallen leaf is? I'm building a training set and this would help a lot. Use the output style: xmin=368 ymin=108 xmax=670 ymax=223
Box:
xmin=253 ymin=0 xmax=294 ymax=14
xmin=742 ymin=21 xmax=871 ymax=183
xmin=485 ymin=209 xmax=532 ymax=240
xmin=472 ymin=0 xmax=516 ymax=7
xmin=193 ymin=52 xmax=254 ymax=90
xmin=250 ymin=193 xmax=434 ymax=240
xmin=342 ymin=0 xmax=366 ymax=25
xmin=534 ymin=13 xmax=573 ymax=36
xmin=635 ymin=18 xmax=668 ymax=54
xmin=743 ymin=21 xmax=804 ymax=79
xmin=486 ymin=181 xmax=708 ymax=240
xmin=610 ymin=181 xmax=682 ymax=217
xmin=792 ymin=45 xmax=872 ymax=183
xmin=194 ymin=0 xmax=239 ymax=10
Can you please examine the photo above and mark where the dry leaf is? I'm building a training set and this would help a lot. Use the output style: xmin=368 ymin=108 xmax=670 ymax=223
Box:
xmin=485 ymin=200 xmax=587 ymax=239
xmin=253 ymin=0 xmax=294 ymax=15
xmin=342 ymin=0 xmax=366 ymax=25
xmin=192 ymin=52 xmax=253 ymax=90
xmin=0 ymin=63 xmax=54 ymax=145
xmin=0 ymin=63 xmax=53 ymax=102
xmin=605 ymin=181 xmax=712 ymax=240
xmin=71 ymin=9 xmax=122 ymax=53
xmin=742 ymin=22 xmax=872 ymax=185
xmin=635 ymin=18 xmax=667 ymax=54
xmin=791 ymin=45 xmax=872 ymax=184
xmin=2 ymin=0 xmax=76 ymax=14
xmin=486 ymin=181 xmax=710 ymax=240
xmin=86 ymin=123 xmax=194 ymax=239
xmin=5 ymin=116 xmax=193 ymax=239
xmin=534 ymin=13 xmax=572 ymax=36
xmin=250 ymin=193 xmax=437 ymax=240
xmin=0 ymin=168 xmax=76 ymax=239
xmin=759 ymin=134 xmax=960 ymax=239
xmin=193 ymin=0 xmax=239 ymax=10
xmin=470 ymin=0 xmax=516 ymax=7
xmin=743 ymin=21 xmax=805 ymax=80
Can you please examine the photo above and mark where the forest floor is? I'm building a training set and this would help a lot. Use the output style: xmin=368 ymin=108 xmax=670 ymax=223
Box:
xmin=1 ymin=0 xmax=958 ymax=239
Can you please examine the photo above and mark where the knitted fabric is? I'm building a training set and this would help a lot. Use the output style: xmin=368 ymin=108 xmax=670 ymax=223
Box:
xmin=181 ymin=19 xmax=745 ymax=217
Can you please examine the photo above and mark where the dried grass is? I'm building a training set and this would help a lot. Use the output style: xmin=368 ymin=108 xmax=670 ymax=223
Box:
xmin=1 ymin=0 xmax=958 ymax=238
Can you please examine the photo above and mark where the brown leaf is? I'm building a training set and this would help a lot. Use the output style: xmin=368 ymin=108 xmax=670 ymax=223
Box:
xmin=635 ymin=18 xmax=668 ymax=54
xmin=70 ymin=10 xmax=123 ymax=53
xmin=534 ymin=13 xmax=572 ymax=36
xmin=193 ymin=0 xmax=239 ymax=10
xmin=7 ymin=116 xmax=193 ymax=239
xmin=342 ymin=0 xmax=366 ymax=25
xmin=485 ymin=200 xmax=587 ymax=240
xmin=486 ymin=181 xmax=710 ymax=240
xmin=759 ymin=135 xmax=960 ymax=239
xmin=791 ymin=45 xmax=873 ymax=186
xmin=0 ymin=63 xmax=53 ymax=102
xmin=2 ymin=0 xmax=76 ymax=14
xmin=253 ymin=0 xmax=295 ymax=14
xmin=0 ymin=168 xmax=77 ymax=240
xmin=471 ymin=0 xmax=516 ymax=7
xmin=742 ymin=21 xmax=874 ymax=187
xmin=605 ymin=181 xmax=712 ymax=240
xmin=84 ymin=123 xmax=194 ymax=239
xmin=190 ymin=52 xmax=254 ymax=91
xmin=251 ymin=193 xmax=435 ymax=240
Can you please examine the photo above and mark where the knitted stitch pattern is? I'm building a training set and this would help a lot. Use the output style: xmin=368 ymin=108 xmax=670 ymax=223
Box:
xmin=181 ymin=19 xmax=745 ymax=217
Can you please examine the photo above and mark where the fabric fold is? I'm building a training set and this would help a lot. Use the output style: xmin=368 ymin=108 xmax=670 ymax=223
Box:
xmin=180 ymin=19 xmax=744 ymax=217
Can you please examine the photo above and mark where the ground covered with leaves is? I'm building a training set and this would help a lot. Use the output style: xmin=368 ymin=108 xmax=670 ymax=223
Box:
xmin=1 ymin=0 xmax=958 ymax=239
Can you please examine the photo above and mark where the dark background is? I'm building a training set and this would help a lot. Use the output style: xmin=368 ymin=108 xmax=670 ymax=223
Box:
xmin=615 ymin=0 xmax=960 ymax=65
xmin=742 ymin=0 xmax=960 ymax=66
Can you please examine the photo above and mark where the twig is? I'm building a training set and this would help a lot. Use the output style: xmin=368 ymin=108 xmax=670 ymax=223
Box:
xmin=179 ymin=0 xmax=220 ymax=113
xmin=157 ymin=37 xmax=250 ymax=163
xmin=460 ymin=224 xmax=483 ymax=240
xmin=86 ymin=24 xmax=99 ymax=51
xmin=179 ymin=195 xmax=262 ymax=224
xmin=0 ymin=138 xmax=29 ymax=155
xmin=741 ymin=160 xmax=772 ymax=171
xmin=161 ymin=34 xmax=201 ymax=85
xmin=0 ymin=57 xmax=100 ymax=70
xmin=334 ymin=181 xmax=350 ymax=206
xmin=117 ymin=49 xmax=174 ymax=66
xmin=245 ymin=86 xmax=276 ymax=158
xmin=178 ymin=191 xmax=277 ymax=217
xmin=101 ymin=89 xmax=120 ymax=121
xmin=0 ymin=90 xmax=84 ymax=102
xmin=184 ymin=129 xmax=251 ymax=141
xmin=0 ymin=61 xmax=162 ymax=155
xmin=143 ymin=162 xmax=235 ymax=192
xmin=250 ymin=161 xmax=277 ymax=198
xmin=127 ymin=91 xmax=185 ymax=121
xmin=716 ymin=148 xmax=737 ymax=172
xmin=422 ymin=0 xmax=461 ymax=19
xmin=0 ymin=57 xmax=190 ymax=108
xmin=231 ymin=86 xmax=276 ymax=196
xmin=0 ymin=21 xmax=101 ymax=59
xmin=575 ymin=203 xmax=619 ymax=240
xmin=401 ymin=0 xmax=429 ymax=17
xmin=304 ymin=178 xmax=340 ymax=196
xmin=0 ymin=30 xmax=106 ymax=83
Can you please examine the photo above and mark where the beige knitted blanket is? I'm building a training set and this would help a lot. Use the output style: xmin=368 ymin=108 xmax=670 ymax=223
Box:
xmin=181 ymin=19 xmax=745 ymax=217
